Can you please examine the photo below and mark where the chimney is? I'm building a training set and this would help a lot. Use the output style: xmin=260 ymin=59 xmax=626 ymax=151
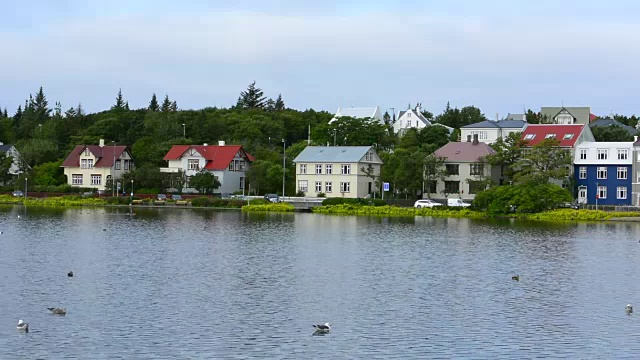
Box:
xmin=99 ymin=139 xmax=105 ymax=147
xmin=218 ymin=140 xmax=225 ymax=146
xmin=203 ymin=143 xmax=208 ymax=147
xmin=472 ymin=134 xmax=479 ymax=145
xmin=467 ymin=135 xmax=472 ymax=142
xmin=635 ymin=136 xmax=638 ymax=142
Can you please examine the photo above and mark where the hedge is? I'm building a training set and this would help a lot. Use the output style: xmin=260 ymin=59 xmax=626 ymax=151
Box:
xmin=242 ymin=203 xmax=295 ymax=212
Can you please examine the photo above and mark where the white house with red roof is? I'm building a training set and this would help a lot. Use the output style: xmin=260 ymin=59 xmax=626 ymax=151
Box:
xmin=160 ymin=141 xmax=254 ymax=194
xmin=520 ymin=124 xmax=595 ymax=154
xmin=61 ymin=139 xmax=134 ymax=192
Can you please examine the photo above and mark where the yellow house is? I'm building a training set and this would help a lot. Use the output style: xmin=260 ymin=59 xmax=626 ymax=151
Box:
xmin=61 ymin=139 xmax=135 ymax=193
xmin=292 ymin=146 xmax=383 ymax=198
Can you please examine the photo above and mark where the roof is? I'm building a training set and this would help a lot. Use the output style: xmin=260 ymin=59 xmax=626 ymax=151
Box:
xmin=434 ymin=141 xmax=496 ymax=162
xmin=575 ymin=141 xmax=634 ymax=150
xmin=397 ymin=109 xmax=432 ymax=126
xmin=293 ymin=146 xmax=380 ymax=163
xmin=62 ymin=145 xmax=129 ymax=167
xmin=520 ymin=124 xmax=585 ymax=147
xmin=589 ymin=118 xmax=638 ymax=135
xmin=462 ymin=119 xmax=527 ymax=129
xmin=541 ymin=106 xmax=591 ymax=124
xmin=163 ymin=144 xmax=254 ymax=170
xmin=505 ymin=113 xmax=526 ymax=121
xmin=330 ymin=106 xmax=383 ymax=124
xmin=0 ymin=144 xmax=16 ymax=153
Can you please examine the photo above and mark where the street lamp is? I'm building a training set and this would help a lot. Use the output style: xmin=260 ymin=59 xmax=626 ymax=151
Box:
xmin=111 ymin=141 xmax=116 ymax=198
xmin=24 ymin=177 xmax=27 ymax=198
xmin=182 ymin=123 xmax=186 ymax=138
xmin=131 ymin=179 xmax=134 ymax=202
xmin=282 ymin=139 xmax=286 ymax=199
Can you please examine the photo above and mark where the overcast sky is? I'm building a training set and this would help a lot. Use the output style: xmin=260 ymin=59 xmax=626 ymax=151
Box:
xmin=1 ymin=0 xmax=639 ymax=117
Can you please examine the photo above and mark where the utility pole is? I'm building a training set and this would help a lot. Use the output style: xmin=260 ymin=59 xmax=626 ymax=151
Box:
xmin=282 ymin=139 xmax=286 ymax=199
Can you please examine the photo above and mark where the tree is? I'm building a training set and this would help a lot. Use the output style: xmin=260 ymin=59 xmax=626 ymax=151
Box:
xmin=189 ymin=171 xmax=221 ymax=194
xmin=484 ymin=132 xmax=525 ymax=181
xmin=32 ymin=160 xmax=65 ymax=186
xmin=161 ymin=95 xmax=171 ymax=113
xmin=435 ymin=102 xmax=487 ymax=129
xmin=165 ymin=169 xmax=186 ymax=193
xmin=514 ymin=138 xmax=571 ymax=185
xmin=274 ymin=94 xmax=285 ymax=111
xmin=0 ymin=151 xmax=14 ymax=185
xmin=473 ymin=183 xmax=571 ymax=214
xmin=418 ymin=125 xmax=450 ymax=150
xmin=236 ymin=81 xmax=266 ymax=109
xmin=422 ymin=154 xmax=447 ymax=198
xmin=170 ymin=101 xmax=178 ymax=112
xmin=148 ymin=93 xmax=159 ymax=112
xmin=33 ymin=86 xmax=51 ymax=122
xmin=360 ymin=163 xmax=380 ymax=196
xmin=591 ymin=125 xmax=635 ymax=142
xmin=112 ymin=89 xmax=126 ymax=110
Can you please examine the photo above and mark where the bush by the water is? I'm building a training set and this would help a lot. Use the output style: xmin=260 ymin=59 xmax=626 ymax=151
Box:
xmin=24 ymin=195 xmax=107 ymax=207
xmin=472 ymin=183 xmax=572 ymax=214
xmin=527 ymin=209 xmax=640 ymax=221
xmin=321 ymin=198 xmax=387 ymax=206
xmin=242 ymin=203 xmax=295 ymax=212
xmin=190 ymin=197 xmax=246 ymax=208
xmin=312 ymin=204 xmax=486 ymax=218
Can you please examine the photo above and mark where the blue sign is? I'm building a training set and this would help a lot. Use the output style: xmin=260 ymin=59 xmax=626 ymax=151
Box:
xmin=383 ymin=182 xmax=390 ymax=191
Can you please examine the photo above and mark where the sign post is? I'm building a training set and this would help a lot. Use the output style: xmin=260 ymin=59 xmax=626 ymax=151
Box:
xmin=383 ymin=182 xmax=390 ymax=200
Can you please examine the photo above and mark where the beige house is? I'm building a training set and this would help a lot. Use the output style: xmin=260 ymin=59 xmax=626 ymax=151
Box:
xmin=61 ymin=139 xmax=134 ymax=193
xmin=292 ymin=146 xmax=383 ymax=198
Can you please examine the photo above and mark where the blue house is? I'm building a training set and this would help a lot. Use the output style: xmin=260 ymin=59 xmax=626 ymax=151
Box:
xmin=574 ymin=141 xmax=634 ymax=205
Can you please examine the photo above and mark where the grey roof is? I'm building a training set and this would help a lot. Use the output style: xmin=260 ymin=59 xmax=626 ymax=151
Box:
xmin=505 ymin=113 xmax=526 ymax=121
xmin=541 ymin=106 xmax=591 ymax=124
xmin=462 ymin=119 xmax=527 ymax=129
xmin=0 ymin=144 xmax=15 ymax=152
xmin=434 ymin=141 xmax=496 ymax=162
xmin=293 ymin=146 xmax=380 ymax=163
xmin=589 ymin=118 xmax=638 ymax=135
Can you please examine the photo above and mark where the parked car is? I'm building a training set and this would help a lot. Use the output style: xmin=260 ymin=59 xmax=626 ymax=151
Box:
xmin=171 ymin=194 xmax=183 ymax=201
xmin=447 ymin=198 xmax=471 ymax=208
xmin=157 ymin=194 xmax=167 ymax=201
xmin=12 ymin=190 xmax=23 ymax=197
xmin=264 ymin=193 xmax=280 ymax=203
xmin=556 ymin=202 xmax=579 ymax=210
xmin=414 ymin=199 xmax=442 ymax=208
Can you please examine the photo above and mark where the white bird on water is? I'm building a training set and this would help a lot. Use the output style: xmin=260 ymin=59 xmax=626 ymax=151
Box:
xmin=312 ymin=323 xmax=331 ymax=333
xmin=17 ymin=320 xmax=28 ymax=332
xmin=626 ymin=304 xmax=633 ymax=313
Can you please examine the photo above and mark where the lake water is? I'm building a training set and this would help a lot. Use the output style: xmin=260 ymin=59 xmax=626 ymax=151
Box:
xmin=1 ymin=206 xmax=640 ymax=358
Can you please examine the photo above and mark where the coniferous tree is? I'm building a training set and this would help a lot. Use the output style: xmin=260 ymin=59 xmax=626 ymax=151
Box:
xmin=236 ymin=81 xmax=266 ymax=109
xmin=112 ymin=89 xmax=126 ymax=110
xmin=77 ymin=103 xmax=84 ymax=116
xmin=170 ymin=101 xmax=178 ymax=112
xmin=265 ymin=98 xmax=276 ymax=112
xmin=274 ymin=94 xmax=285 ymax=111
xmin=3 ymin=108 xmax=7 ymax=118
xmin=124 ymin=101 xmax=130 ymax=111
xmin=53 ymin=101 xmax=62 ymax=119
xmin=33 ymin=87 xmax=50 ymax=116
xmin=148 ymin=93 xmax=159 ymax=112
xmin=14 ymin=105 xmax=22 ymax=122
xmin=161 ymin=95 xmax=171 ymax=113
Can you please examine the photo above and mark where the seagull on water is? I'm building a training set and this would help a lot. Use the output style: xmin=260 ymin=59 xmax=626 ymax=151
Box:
xmin=67 ymin=271 xmax=74 ymax=277
xmin=312 ymin=323 xmax=331 ymax=333
xmin=17 ymin=320 xmax=28 ymax=332
xmin=512 ymin=275 xmax=520 ymax=281
xmin=47 ymin=307 xmax=67 ymax=315
xmin=626 ymin=304 xmax=633 ymax=313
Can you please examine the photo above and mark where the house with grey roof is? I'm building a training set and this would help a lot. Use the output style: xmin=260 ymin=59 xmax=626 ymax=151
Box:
xmin=541 ymin=106 xmax=591 ymax=125
xmin=460 ymin=119 xmax=528 ymax=144
xmin=431 ymin=135 xmax=501 ymax=201
xmin=394 ymin=104 xmax=454 ymax=136
xmin=0 ymin=142 xmax=25 ymax=178
xmin=589 ymin=118 xmax=638 ymax=136
xmin=505 ymin=113 xmax=526 ymax=121
xmin=292 ymin=146 xmax=383 ymax=198
xmin=329 ymin=106 xmax=384 ymax=125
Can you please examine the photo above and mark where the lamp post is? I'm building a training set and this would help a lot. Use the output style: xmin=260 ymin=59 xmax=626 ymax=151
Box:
xmin=131 ymin=179 xmax=134 ymax=202
xmin=282 ymin=139 xmax=286 ymax=199
xmin=111 ymin=141 xmax=116 ymax=197
xmin=595 ymin=182 xmax=599 ymax=211
xmin=182 ymin=123 xmax=186 ymax=138
xmin=24 ymin=177 xmax=27 ymax=198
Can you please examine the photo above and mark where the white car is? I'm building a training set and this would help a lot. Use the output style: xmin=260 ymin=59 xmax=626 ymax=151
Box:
xmin=414 ymin=199 xmax=442 ymax=208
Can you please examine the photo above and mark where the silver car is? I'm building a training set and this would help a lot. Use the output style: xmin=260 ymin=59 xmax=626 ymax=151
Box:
xmin=414 ymin=199 xmax=442 ymax=208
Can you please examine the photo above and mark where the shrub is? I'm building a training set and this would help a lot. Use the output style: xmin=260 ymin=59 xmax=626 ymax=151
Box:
xmin=248 ymin=198 xmax=269 ymax=205
xmin=242 ymin=203 xmax=295 ymax=212
xmin=473 ymin=183 xmax=572 ymax=215
xmin=296 ymin=190 xmax=306 ymax=197
xmin=321 ymin=198 xmax=365 ymax=206
xmin=190 ymin=197 xmax=211 ymax=207
xmin=317 ymin=192 xmax=326 ymax=198
xmin=369 ymin=199 xmax=387 ymax=207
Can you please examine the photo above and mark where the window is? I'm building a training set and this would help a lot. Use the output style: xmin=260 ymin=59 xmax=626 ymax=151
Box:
xmin=445 ymin=164 xmax=459 ymax=175
xmin=579 ymin=167 xmax=586 ymax=179
xmin=618 ymin=186 xmax=627 ymax=199
xmin=341 ymin=164 xmax=351 ymax=175
xmin=299 ymin=164 xmax=307 ymax=174
xmin=444 ymin=181 xmax=460 ymax=194
xmin=83 ymin=149 xmax=90 ymax=156
xmin=598 ymin=185 xmax=607 ymax=199
xmin=468 ymin=181 xmax=485 ymax=194
xmin=239 ymin=160 xmax=246 ymax=171
xmin=325 ymin=164 xmax=332 ymax=175
xmin=298 ymin=180 xmax=308 ymax=192
xmin=524 ymin=134 xmax=535 ymax=140
xmin=580 ymin=149 xmax=587 ymax=160
xmin=340 ymin=182 xmax=350 ymax=193
xmin=469 ymin=163 xmax=484 ymax=176
xmin=91 ymin=174 xmax=101 ymax=185
xmin=188 ymin=159 xmax=199 ymax=170
xmin=563 ymin=134 xmax=574 ymax=140
xmin=407 ymin=120 xmax=412 ymax=127
xmin=228 ymin=160 xmax=241 ymax=171
xmin=638 ymin=172 xmax=640 ymax=183
xmin=365 ymin=152 xmax=372 ymax=161
xmin=316 ymin=164 xmax=322 ymax=175
xmin=597 ymin=149 xmax=608 ymax=160
xmin=72 ymin=174 xmax=83 ymax=185
xmin=545 ymin=133 xmax=556 ymax=139
xmin=618 ymin=167 xmax=627 ymax=180
xmin=427 ymin=181 xmax=437 ymax=194
xmin=597 ymin=167 xmax=607 ymax=179
xmin=315 ymin=181 xmax=322 ymax=192
xmin=114 ymin=159 xmax=121 ymax=170
xmin=240 ymin=177 xmax=244 ymax=190
xmin=325 ymin=182 xmax=332 ymax=193
xmin=81 ymin=159 xmax=87 ymax=169
xmin=124 ymin=160 xmax=130 ymax=170
xmin=618 ymin=149 xmax=629 ymax=160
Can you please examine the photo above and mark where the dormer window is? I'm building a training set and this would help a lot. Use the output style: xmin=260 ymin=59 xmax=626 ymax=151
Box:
xmin=545 ymin=133 xmax=556 ymax=139
xmin=563 ymin=134 xmax=574 ymax=140
xmin=83 ymin=149 xmax=90 ymax=156
xmin=524 ymin=134 xmax=535 ymax=140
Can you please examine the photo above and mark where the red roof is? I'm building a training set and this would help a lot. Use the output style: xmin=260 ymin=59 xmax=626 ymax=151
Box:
xmin=520 ymin=124 xmax=585 ymax=147
xmin=62 ymin=145 xmax=129 ymax=167
xmin=434 ymin=141 xmax=495 ymax=162
xmin=163 ymin=144 xmax=254 ymax=170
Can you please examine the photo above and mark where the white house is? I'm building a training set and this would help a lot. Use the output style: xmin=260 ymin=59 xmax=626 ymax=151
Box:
xmin=292 ymin=146 xmax=383 ymax=198
xmin=541 ymin=106 xmax=592 ymax=125
xmin=61 ymin=139 xmax=135 ymax=193
xmin=460 ymin=119 xmax=528 ymax=145
xmin=0 ymin=143 xmax=25 ymax=176
xmin=160 ymin=141 xmax=254 ymax=194
xmin=329 ymin=106 xmax=384 ymax=124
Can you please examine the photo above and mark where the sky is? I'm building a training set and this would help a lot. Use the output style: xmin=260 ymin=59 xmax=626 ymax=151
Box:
xmin=1 ymin=0 xmax=640 ymax=118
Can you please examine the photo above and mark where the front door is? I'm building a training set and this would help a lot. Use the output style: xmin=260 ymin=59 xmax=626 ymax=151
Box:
xmin=578 ymin=187 xmax=587 ymax=204
xmin=368 ymin=182 xmax=372 ymax=194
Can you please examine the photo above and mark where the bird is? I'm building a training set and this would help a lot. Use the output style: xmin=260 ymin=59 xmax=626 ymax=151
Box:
xmin=17 ymin=319 xmax=28 ymax=332
xmin=626 ymin=304 xmax=633 ymax=313
xmin=312 ymin=323 xmax=331 ymax=333
xmin=67 ymin=271 xmax=74 ymax=277
xmin=47 ymin=307 xmax=67 ymax=315
xmin=512 ymin=275 xmax=520 ymax=281
xmin=102 ymin=228 xmax=106 ymax=231
xmin=17 ymin=215 xmax=20 ymax=219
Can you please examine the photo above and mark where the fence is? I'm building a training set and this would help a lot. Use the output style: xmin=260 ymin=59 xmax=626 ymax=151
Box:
xmin=581 ymin=204 xmax=640 ymax=212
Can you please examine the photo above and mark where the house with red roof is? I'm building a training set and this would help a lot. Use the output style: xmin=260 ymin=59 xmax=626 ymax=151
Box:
xmin=61 ymin=139 xmax=134 ymax=193
xmin=161 ymin=141 xmax=254 ymax=194
xmin=520 ymin=124 xmax=594 ymax=152
xmin=431 ymin=134 xmax=501 ymax=201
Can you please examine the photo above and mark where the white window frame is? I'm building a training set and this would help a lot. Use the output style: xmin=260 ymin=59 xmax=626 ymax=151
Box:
xmin=124 ymin=160 xmax=130 ymax=170
xmin=580 ymin=149 xmax=587 ymax=160
xmin=598 ymin=185 xmax=607 ymax=199
xmin=617 ymin=166 xmax=628 ymax=180
xmin=340 ymin=182 xmax=350 ymax=193
xmin=114 ymin=159 xmax=121 ymax=170
xmin=91 ymin=174 xmax=101 ymax=186
xmin=72 ymin=174 xmax=83 ymax=185
xmin=188 ymin=159 xmax=199 ymax=170
xmin=325 ymin=181 xmax=332 ymax=193
xmin=315 ymin=181 xmax=322 ymax=192
xmin=563 ymin=134 xmax=574 ymax=140
xmin=618 ymin=149 xmax=629 ymax=160
xmin=299 ymin=164 xmax=306 ymax=174
xmin=325 ymin=164 xmax=332 ymax=175
xmin=617 ymin=186 xmax=627 ymax=200
xmin=545 ymin=133 xmax=556 ymax=139
xmin=597 ymin=166 xmax=607 ymax=180
xmin=597 ymin=149 xmax=608 ymax=160
xmin=579 ymin=167 xmax=586 ymax=179
xmin=81 ymin=159 xmax=87 ymax=169
xmin=524 ymin=134 xmax=535 ymax=140
xmin=341 ymin=164 xmax=351 ymax=175
xmin=316 ymin=164 xmax=322 ymax=175
xmin=298 ymin=180 xmax=308 ymax=192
